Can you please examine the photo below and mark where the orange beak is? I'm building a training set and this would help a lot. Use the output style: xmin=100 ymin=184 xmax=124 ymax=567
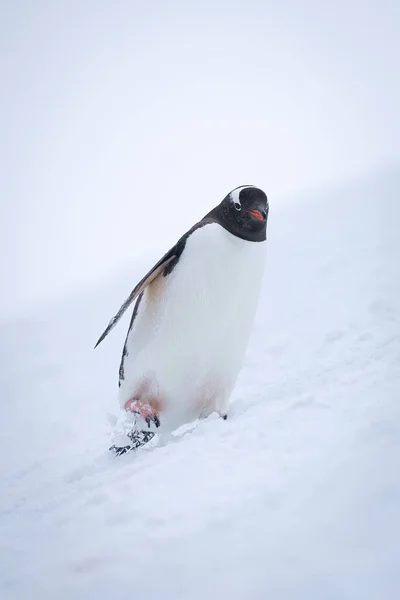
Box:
xmin=248 ymin=209 xmax=264 ymax=221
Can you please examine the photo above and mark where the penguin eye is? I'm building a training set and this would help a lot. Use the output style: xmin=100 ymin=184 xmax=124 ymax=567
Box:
xmin=234 ymin=202 xmax=241 ymax=211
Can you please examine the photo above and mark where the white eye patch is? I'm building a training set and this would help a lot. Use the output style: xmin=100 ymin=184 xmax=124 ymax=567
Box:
xmin=229 ymin=185 xmax=255 ymax=207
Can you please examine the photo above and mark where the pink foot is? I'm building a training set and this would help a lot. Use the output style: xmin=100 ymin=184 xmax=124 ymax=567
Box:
xmin=124 ymin=398 xmax=160 ymax=428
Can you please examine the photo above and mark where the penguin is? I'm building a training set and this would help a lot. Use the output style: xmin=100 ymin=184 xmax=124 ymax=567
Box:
xmin=95 ymin=185 xmax=269 ymax=453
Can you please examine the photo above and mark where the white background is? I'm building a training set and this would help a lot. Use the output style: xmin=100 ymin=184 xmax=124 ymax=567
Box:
xmin=1 ymin=0 xmax=399 ymax=315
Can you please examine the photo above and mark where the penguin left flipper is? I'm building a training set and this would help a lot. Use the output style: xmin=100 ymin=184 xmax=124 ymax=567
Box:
xmin=94 ymin=216 xmax=213 ymax=349
xmin=94 ymin=246 xmax=178 ymax=348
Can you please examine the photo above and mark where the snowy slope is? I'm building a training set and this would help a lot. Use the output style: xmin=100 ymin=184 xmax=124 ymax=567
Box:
xmin=1 ymin=168 xmax=400 ymax=600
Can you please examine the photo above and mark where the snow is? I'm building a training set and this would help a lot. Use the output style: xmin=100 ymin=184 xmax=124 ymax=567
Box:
xmin=1 ymin=167 xmax=400 ymax=600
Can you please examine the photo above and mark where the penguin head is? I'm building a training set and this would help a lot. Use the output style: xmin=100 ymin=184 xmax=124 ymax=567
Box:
xmin=212 ymin=185 xmax=269 ymax=242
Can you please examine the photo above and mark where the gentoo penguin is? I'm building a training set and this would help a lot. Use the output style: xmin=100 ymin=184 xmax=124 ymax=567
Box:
xmin=95 ymin=185 xmax=269 ymax=453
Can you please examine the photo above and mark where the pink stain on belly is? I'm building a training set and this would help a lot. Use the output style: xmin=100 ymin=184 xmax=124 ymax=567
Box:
xmin=124 ymin=372 xmax=225 ymax=420
xmin=124 ymin=374 xmax=163 ymax=414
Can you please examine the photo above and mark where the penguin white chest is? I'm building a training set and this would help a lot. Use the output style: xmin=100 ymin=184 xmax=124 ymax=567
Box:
xmin=120 ymin=223 xmax=266 ymax=420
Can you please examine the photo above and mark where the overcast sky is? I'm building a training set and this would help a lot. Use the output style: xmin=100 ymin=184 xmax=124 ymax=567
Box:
xmin=1 ymin=0 xmax=399 ymax=316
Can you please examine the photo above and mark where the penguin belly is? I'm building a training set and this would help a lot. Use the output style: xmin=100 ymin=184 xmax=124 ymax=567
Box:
xmin=119 ymin=223 xmax=266 ymax=430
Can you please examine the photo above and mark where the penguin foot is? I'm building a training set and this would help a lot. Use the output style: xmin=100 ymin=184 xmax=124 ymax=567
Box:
xmin=128 ymin=429 xmax=156 ymax=446
xmin=109 ymin=444 xmax=132 ymax=456
xmin=124 ymin=398 xmax=161 ymax=428
xmin=109 ymin=429 xmax=156 ymax=456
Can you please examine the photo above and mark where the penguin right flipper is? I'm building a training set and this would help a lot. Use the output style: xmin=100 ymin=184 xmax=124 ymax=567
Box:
xmin=94 ymin=246 xmax=178 ymax=348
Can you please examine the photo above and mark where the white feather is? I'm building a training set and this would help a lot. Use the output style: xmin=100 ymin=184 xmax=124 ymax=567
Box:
xmin=119 ymin=223 xmax=266 ymax=431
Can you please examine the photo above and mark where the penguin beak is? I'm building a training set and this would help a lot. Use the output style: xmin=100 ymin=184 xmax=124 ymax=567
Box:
xmin=247 ymin=209 xmax=265 ymax=221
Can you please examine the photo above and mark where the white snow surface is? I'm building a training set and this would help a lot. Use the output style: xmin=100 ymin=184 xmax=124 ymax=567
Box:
xmin=1 ymin=168 xmax=400 ymax=600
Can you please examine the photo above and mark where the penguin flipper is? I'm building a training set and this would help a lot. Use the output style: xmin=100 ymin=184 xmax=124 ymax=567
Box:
xmin=94 ymin=248 xmax=177 ymax=348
